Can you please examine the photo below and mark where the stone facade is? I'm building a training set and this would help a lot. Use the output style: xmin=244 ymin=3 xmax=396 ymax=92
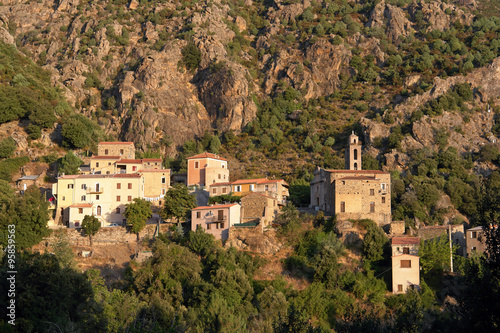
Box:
xmin=209 ymin=178 xmax=289 ymax=205
xmin=466 ymin=226 xmax=487 ymax=256
xmin=391 ymin=237 xmax=420 ymax=294
xmin=418 ymin=224 xmax=466 ymax=257
xmin=240 ymin=193 xmax=279 ymax=226
xmin=310 ymin=134 xmax=391 ymax=226
xmin=97 ymin=142 xmax=135 ymax=159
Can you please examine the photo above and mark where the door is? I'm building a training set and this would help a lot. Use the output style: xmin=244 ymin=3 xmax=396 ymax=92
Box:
xmin=97 ymin=206 xmax=101 ymax=216
xmin=218 ymin=210 xmax=224 ymax=221
xmin=95 ymin=183 xmax=100 ymax=192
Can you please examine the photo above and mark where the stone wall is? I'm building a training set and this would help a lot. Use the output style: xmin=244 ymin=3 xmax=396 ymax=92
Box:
xmin=45 ymin=224 xmax=171 ymax=247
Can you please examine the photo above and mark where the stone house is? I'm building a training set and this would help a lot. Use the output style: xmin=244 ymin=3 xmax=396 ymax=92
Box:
xmin=186 ymin=152 xmax=229 ymax=187
xmin=15 ymin=175 xmax=40 ymax=192
xmin=191 ymin=203 xmax=241 ymax=240
xmin=310 ymin=133 xmax=391 ymax=226
xmin=88 ymin=157 xmax=162 ymax=175
xmin=97 ymin=141 xmax=135 ymax=159
xmin=391 ymin=237 xmax=420 ymax=294
xmin=240 ymin=193 xmax=279 ymax=226
xmin=466 ymin=226 xmax=487 ymax=256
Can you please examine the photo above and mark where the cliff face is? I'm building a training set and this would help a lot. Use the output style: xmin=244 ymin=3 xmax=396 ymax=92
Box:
xmin=0 ymin=0 xmax=498 ymax=167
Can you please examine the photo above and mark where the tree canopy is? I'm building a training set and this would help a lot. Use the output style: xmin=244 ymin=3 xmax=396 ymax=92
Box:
xmin=124 ymin=198 xmax=152 ymax=236
xmin=58 ymin=151 xmax=83 ymax=175
xmin=82 ymin=215 xmax=100 ymax=246
xmin=161 ymin=184 xmax=196 ymax=223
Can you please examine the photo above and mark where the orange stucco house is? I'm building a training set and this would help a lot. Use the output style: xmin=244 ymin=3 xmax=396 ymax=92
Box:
xmin=186 ymin=152 xmax=229 ymax=187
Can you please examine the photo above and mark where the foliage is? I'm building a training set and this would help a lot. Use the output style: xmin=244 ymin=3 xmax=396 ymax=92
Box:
xmin=61 ymin=113 xmax=103 ymax=149
xmin=419 ymin=236 xmax=453 ymax=284
xmin=124 ymin=198 xmax=152 ymax=236
xmin=52 ymin=230 xmax=75 ymax=269
xmin=82 ymin=215 xmax=101 ymax=246
xmin=181 ymin=43 xmax=201 ymax=70
xmin=362 ymin=219 xmax=388 ymax=264
xmin=208 ymin=194 xmax=241 ymax=204
xmin=0 ymin=156 xmax=30 ymax=181
xmin=161 ymin=183 xmax=196 ymax=223
xmin=0 ymin=137 xmax=16 ymax=158
xmin=58 ymin=151 xmax=83 ymax=175
xmin=186 ymin=226 xmax=216 ymax=257
xmin=0 ymin=181 xmax=50 ymax=249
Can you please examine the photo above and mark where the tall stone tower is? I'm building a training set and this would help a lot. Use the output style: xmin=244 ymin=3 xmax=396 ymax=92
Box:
xmin=345 ymin=132 xmax=362 ymax=170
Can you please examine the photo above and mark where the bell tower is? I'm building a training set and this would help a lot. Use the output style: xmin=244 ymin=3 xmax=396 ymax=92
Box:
xmin=345 ymin=132 xmax=362 ymax=170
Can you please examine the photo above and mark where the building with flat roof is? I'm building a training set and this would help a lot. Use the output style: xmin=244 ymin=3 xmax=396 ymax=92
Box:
xmin=191 ymin=203 xmax=241 ymax=240
xmin=187 ymin=152 xmax=229 ymax=187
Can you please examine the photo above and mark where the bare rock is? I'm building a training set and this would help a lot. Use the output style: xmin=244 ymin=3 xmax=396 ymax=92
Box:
xmin=235 ymin=16 xmax=247 ymax=32
xmin=367 ymin=1 xmax=413 ymax=43
xmin=0 ymin=26 xmax=15 ymax=45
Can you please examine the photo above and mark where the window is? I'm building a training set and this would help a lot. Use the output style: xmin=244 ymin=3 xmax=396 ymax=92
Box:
xmin=382 ymin=197 xmax=386 ymax=204
xmin=353 ymin=149 xmax=358 ymax=160
xmin=78 ymin=208 xmax=83 ymax=214
xmin=370 ymin=189 xmax=375 ymax=196
xmin=403 ymin=247 xmax=409 ymax=254
xmin=128 ymin=183 xmax=132 ymax=189
xmin=108 ymin=162 xmax=111 ymax=166
xmin=234 ymin=185 xmax=241 ymax=192
xmin=265 ymin=185 xmax=269 ymax=191
xmin=116 ymin=196 xmax=121 ymax=201
xmin=75 ymin=222 xmax=80 ymax=228
xmin=471 ymin=231 xmax=477 ymax=238
xmin=354 ymin=162 xmax=358 ymax=170
xmin=194 ymin=161 xmax=199 ymax=168
xmin=340 ymin=201 xmax=345 ymax=213
xmin=218 ymin=210 xmax=224 ymax=220
xmin=207 ymin=223 xmax=211 ymax=230
xmin=81 ymin=195 xmax=86 ymax=201
xmin=221 ymin=163 xmax=225 ymax=168
xmin=472 ymin=246 xmax=477 ymax=251
xmin=213 ymin=188 xmax=217 ymax=194
xmin=400 ymin=260 xmax=411 ymax=268
xmin=222 ymin=188 xmax=227 ymax=194
xmin=161 ymin=188 xmax=166 ymax=195
xmin=68 ymin=184 xmax=74 ymax=189
xmin=398 ymin=284 xmax=403 ymax=292
xmin=196 ymin=212 xmax=201 ymax=218
xmin=62 ymin=196 xmax=65 ymax=201
xmin=105 ymin=149 xmax=108 ymax=155
xmin=115 ymin=208 xmax=120 ymax=214
xmin=96 ymin=195 xmax=100 ymax=200
xmin=220 ymin=222 xmax=225 ymax=228
xmin=81 ymin=184 xmax=87 ymax=190
xmin=97 ymin=206 xmax=101 ymax=216
xmin=132 ymin=166 xmax=137 ymax=171
xmin=120 ymin=149 xmax=124 ymax=155
xmin=106 ymin=171 xmax=110 ymax=174
xmin=370 ymin=202 xmax=375 ymax=213
xmin=96 ymin=162 xmax=99 ymax=167
xmin=117 ymin=183 xmax=121 ymax=189
xmin=249 ymin=184 xmax=255 ymax=191
xmin=381 ymin=183 xmax=386 ymax=190
xmin=128 ymin=196 xmax=132 ymax=201
xmin=161 ymin=177 xmax=166 ymax=184
xmin=218 ymin=174 xmax=221 ymax=179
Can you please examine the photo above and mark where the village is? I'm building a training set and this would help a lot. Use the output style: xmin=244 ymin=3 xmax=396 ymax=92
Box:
xmin=13 ymin=133 xmax=485 ymax=296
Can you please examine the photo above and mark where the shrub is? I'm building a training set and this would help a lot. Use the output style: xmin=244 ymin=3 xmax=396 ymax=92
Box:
xmin=0 ymin=137 xmax=16 ymax=158
xmin=182 ymin=43 xmax=201 ymax=70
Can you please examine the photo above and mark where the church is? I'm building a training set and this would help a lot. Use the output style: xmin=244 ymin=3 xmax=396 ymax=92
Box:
xmin=310 ymin=133 xmax=392 ymax=226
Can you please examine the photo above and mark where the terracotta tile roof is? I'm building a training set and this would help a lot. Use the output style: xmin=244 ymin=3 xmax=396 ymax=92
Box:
xmin=257 ymin=179 xmax=288 ymax=185
xmin=187 ymin=152 xmax=228 ymax=161
xmin=59 ymin=174 xmax=107 ymax=179
xmin=192 ymin=203 xmax=239 ymax=210
xmin=391 ymin=237 xmax=420 ymax=245
xmin=231 ymin=178 xmax=267 ymax=185
xmin=70 ymin=203 xmax=93 ymax=208
xmin=139 ymin=169 xmax=171 ymax=173
xmin=112 ymin=173 xmax=141 ymax=178
xmin=99 ymin=142 xmax=134 ymax=145
xmin=326 ymin=169 xmax=388 ymax=174
xmin=337 ymin=176 xmax=379 ymax=181
xmin=116 ymin=159 xmax=142 ymax=164
xmin=209 ymin=182 xmax=232 ymax=186
xmin=91 ymin=155 xmax=121 ymax=160
xmin=142 ymin=158 xmax=162 ymax=162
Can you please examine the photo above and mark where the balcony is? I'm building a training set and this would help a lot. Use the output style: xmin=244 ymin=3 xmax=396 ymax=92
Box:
xmin=86 ymin=187 xmax=103 ymax=194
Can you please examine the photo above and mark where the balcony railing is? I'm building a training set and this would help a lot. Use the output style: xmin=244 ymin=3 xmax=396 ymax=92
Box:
xmin=86 ymin=187 xmax=103 ymax=194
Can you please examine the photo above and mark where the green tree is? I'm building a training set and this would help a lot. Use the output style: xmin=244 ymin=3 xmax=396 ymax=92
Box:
xmin=0 ymin=182 xmax=50 ymax=249
xmin=0 ymin=137 xmax=16 ymax=158
xmin=182 ymin=43 xmax=201 ymax=70
xmin=124 ymin=198 xmax=152 ymax=239
xmin=161 ymin=184 xmax=196 ymax=223
xmin=52 ymin=230 xmax=75 ymax=269
xmin=209 ymin=135 xmax=222 ymax=154
xmin=362 ymin=220 xmax=388 ymax=263
xmin=82 ymin=215 xmax=100 ymax=247
xmin=61 ymin=114 xmax=103 ymax=149
xmin=419 ymin=235 xmax=453 ymax=283
xmin=59 ymin=151 xmax=83 ymax=175
xmin=187 ymin=226 xmax=216 ymax=256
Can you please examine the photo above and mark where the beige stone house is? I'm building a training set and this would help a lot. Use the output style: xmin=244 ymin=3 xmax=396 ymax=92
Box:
xmin=191 ymin=203 xmax=241 ymax=240
xmin=187 ymin=152 xmax=229 ymax=187
xmin=88 ymin=157 xmax=162 ymax=175
xmin=97 ymin=141 xmax=135 ymax=159
xmin=310 ymin=133 xmax=391 ymax=226
xmin=240 ymin=193 xmax=279 ymax=226
xmin=466 ymin=226 xmax=487 ymax=256
xmin=391 ymin=237 xmax=420 ymax=294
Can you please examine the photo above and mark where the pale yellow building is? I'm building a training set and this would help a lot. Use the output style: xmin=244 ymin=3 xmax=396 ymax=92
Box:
xmin=310 ymin=133 xmax=391 ymax=226
xmin=98 ymin=141 xmax=135 ymax=159
xmin=52 ymin=173 xmax=144 ymax=228
xmin=141 ymin=169 xmax=171 ymax=206
xmin=187 ymin=152 xmax=229 ymax=187
xmin=391 ymin=237 xmax=420 ymax=294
